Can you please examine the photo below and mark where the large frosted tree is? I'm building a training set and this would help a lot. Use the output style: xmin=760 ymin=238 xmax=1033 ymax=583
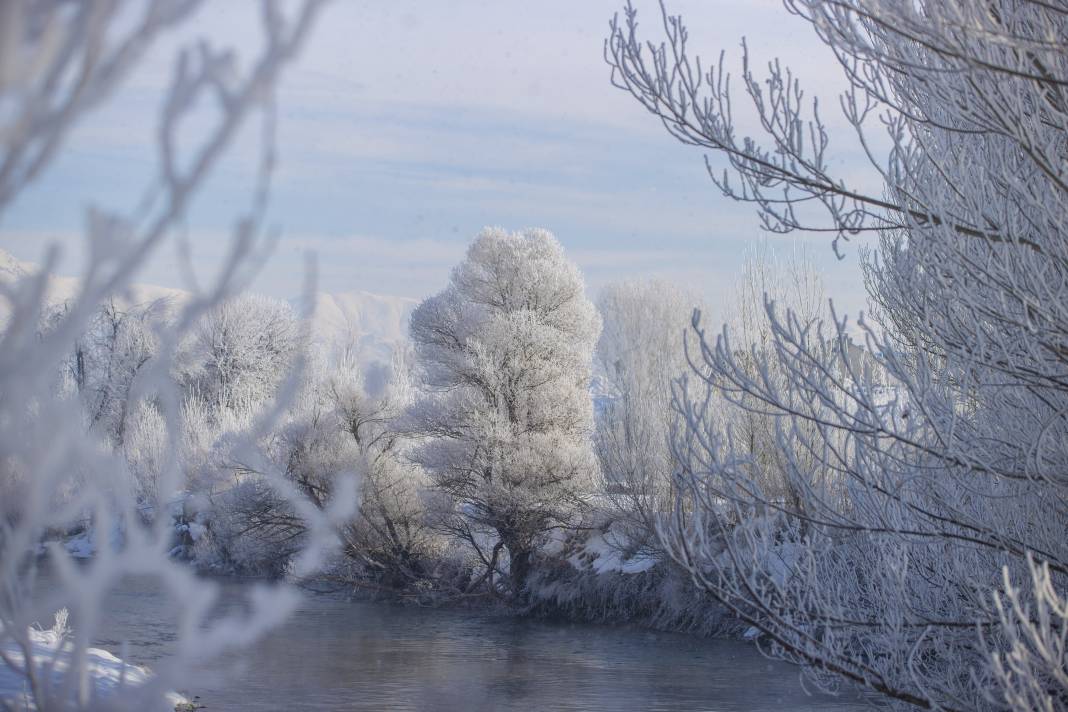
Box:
xmin=408 ymin=228 xmax=601 ymax=594
xmin=608 ymin=0 xmax=1068 ymax=709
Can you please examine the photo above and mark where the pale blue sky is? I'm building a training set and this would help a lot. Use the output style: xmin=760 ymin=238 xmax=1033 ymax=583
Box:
xmin=0 ymin=0 xmax=878 ymax=320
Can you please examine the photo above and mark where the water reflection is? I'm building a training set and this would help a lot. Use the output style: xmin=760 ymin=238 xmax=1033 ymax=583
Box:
xmin=92 ymin=577 xmax=864 ymax=711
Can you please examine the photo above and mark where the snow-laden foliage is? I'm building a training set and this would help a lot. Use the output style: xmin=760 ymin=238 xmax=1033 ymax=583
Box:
xmin=176 ymin=295 xmax=299 ymax=415
xmin=49 ymin=299 xmax=171 ymax=450
xmin=213 ymin=345 xmax=445 ymax=586
xmin=325 ymin=352 xmax=447 ymax=590
xmin=408 ymin=228 xmax=601 ymax=594
xmin=594 ymin=279 xmax=703 ymax=558
xmin=609 ymin=1 xmax=1068 ymax=709
xmin=0 ymin=1 xmax=361 ymax=709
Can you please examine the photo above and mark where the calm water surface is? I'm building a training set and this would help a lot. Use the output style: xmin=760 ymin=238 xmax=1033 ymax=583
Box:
xmin=91 ymin=577 xmax=864 ymax=711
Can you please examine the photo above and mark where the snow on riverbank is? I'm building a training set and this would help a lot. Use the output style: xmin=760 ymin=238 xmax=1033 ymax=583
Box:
xmin=568 ymin=530 xmax=658 ymax=575
xmin=0 ymin=613 xmax=188 ymax=711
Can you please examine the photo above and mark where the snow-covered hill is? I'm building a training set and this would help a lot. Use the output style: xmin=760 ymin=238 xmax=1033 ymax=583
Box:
xmin=0 ymin=248 xmax=29 ymax=284
xmin=0 ymin=248 xmax=185 ymax=315
xmin=0 ymin=248 xmax=417 ymax=367
xmin=301 ymin=290 xmax=417 ymax=366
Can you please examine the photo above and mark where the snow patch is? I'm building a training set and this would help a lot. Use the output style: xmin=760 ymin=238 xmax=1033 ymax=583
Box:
xmin=569 ymin=531 xmax=658 ymax=575
xmin=0 ymin=614 xmax=187 ymax=710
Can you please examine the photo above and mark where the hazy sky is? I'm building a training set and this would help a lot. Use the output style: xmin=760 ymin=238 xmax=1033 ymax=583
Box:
xmin=0 ymin=0 xmax=880 ymax=321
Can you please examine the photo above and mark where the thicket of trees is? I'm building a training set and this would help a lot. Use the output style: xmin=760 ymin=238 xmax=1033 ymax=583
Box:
xmin=606 ymin=0 xmax=1068 ymax=709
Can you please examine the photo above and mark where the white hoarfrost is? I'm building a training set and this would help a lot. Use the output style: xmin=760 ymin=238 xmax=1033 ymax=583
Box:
xmin=608 ymin=0 xmax=1068 ymax=708
xmin=408 ymin=227 xmax=601 ymax=594
xmin=0 ymin=1 xmax=359 ymax=710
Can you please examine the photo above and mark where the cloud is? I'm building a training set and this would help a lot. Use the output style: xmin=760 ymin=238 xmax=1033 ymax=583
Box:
xmin=0 ymin=0 xmax=875 ymax=323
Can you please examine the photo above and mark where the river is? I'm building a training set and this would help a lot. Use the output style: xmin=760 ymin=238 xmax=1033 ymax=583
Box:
xmin=89 ymin=576 xmax=865 ymax=711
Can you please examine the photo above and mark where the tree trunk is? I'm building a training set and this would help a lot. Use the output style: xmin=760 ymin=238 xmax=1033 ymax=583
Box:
xmin=507 ymin=542 xmax=532 ymax=598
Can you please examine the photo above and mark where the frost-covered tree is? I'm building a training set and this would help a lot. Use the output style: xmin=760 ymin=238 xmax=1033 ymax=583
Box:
xmin=177 ymin=294 xmax=299 ymax=414
xmin=709 ymin=242 xmax=834 ymax=523
xmin=326 ymin=351 xmax=444 ymax=591
xmin=594 ymin=279 xmax=700 ymax=555
xmin=408 ymin=228 xmax=601 ymax=594
xmin=61 ymin=299 xmax=168 ymax=446
xmin=214 ymin=347 xmax=441 ymax=585
xmin=608 ymin=1 xmax=1068 ymax=709
xmin=0 ymin=2 xmax=356 ymax=709
xmin=199 ymin=358 xmax=346 ymax=574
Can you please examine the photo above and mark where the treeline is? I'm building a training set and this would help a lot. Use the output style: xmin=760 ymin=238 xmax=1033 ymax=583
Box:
xmin=33 ymin=229 xmax=771 ymax=631
xmin=30 ymin=223 xmax=868 ymax=665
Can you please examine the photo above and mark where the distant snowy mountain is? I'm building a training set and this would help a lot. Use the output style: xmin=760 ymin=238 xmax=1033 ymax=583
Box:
xmin=0 ymin=248 xmax=29 ymax=284
xmin=0 ymin=248 xmax=417 ymax=367
xmin=0 ymin=248 xmax=184 ymax=319
xmin=301 ymin=290 xmax=418 ymax=365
